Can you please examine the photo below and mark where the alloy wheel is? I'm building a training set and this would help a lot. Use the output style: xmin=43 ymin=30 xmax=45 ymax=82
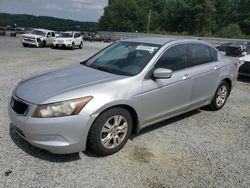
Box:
xmin=100 ymin=115 xmax=128 ymax=149
xmin=216 ymin=85 xmax=228 ymax=107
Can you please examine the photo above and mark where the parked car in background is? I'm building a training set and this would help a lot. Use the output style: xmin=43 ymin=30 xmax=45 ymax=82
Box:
xmin=216 ymin=42 xmax=233 ymax=52
xmin=21 ymin=29 xmax=56 ymax=47
xmin=239 ymin=55 xmax=250 ymax=77
xmin=225 ymin=41 xmax=250 ymax=57
xmin=52 ymin=31 xmax=83 ymax=50
xmin=0 ymin=30 xmax=6 ymax=36
xmin=8 ymin=38 xmax=239 ymax=156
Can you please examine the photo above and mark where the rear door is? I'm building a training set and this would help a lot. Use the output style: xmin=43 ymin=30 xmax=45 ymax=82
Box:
xmin=188 ymin=43 xmax=221 ymax=107
xmin=141 ymin=44 xmax=193 ymax=127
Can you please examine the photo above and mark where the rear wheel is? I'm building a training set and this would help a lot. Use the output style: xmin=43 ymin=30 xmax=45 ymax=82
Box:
xmin=87 ymin=108 xmax=132 ymax=156
xmin=208 ymin=81 xmax=230 ymax=111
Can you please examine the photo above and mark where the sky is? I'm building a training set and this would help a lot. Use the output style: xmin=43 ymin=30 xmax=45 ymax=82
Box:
xmin=0 ymin=0 xmax=108 ymax=22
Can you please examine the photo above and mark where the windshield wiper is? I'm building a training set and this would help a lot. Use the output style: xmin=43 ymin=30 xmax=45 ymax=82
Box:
xmin=80 ymin=62 xmax=114 ymax=73
xmin=81 ymin=62 xmax=131 ymax=76
xmin=94 ymin=65 xmax=116 ymax=74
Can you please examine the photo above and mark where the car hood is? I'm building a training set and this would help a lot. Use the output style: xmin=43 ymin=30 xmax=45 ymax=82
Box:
xmin=22 ymin=33 xmax=44 ymax=38
xmin=14 ymin=63 xmax=123 ymax=104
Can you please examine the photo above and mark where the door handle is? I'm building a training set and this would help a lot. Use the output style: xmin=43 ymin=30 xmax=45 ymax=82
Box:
xmin=214 ymin=65 xmax=219 ymax=70
xmin=182 ymin=74 xmax=190 ymax=80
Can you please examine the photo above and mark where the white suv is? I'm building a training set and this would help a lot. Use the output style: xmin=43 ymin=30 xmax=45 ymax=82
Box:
xmin=21 ymin=29 xmax=56 ymax=47
xmin=52 ymin=32 xmax=83 ymax=50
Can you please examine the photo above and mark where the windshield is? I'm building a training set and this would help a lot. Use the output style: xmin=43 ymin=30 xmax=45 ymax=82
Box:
xmin=61 ymin=32 xmax=73 ymax=38
xmin=85 ymin=42 xmax=160 ymax=76
xmin=30 ymin=30 xmax=46 ymax=36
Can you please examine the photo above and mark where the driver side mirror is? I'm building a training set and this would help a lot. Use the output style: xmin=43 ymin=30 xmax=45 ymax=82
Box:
xmin=153 ymin=68 xmax=173 ymax=79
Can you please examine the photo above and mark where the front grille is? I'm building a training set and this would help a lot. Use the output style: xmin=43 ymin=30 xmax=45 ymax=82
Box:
xmin=11 ymin=97 xmax=29 ymax=115
xmin=57 ymin=40 xmax=65 ymax=44
xmin=22 ymin=37 xmax=36 ymax=42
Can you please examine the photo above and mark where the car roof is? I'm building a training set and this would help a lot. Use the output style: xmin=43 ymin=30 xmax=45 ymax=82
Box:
xmin=123 ymin=37 xmax=209 ymax=46
xmin=63 ymin=31 xmax=79 ymax=33
xmin=33 ymin=29 xmax=55 ymax=33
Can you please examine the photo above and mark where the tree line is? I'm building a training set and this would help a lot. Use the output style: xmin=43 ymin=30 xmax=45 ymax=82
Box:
xmin=99 ymin=0 xmax=250 ymax=38
xmin=0 ymin=13 xmax=98 ymax=32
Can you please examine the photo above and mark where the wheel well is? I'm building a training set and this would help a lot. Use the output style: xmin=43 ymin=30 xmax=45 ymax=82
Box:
xmin=222 ymin=78 xmax=232 ymax=94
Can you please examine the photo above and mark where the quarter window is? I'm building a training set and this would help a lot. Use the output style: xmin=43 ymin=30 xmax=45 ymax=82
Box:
xmin=189 ymin=44 xmax=211 ymax=66
xmin=155 ymin=44 xmax=188 ymax=71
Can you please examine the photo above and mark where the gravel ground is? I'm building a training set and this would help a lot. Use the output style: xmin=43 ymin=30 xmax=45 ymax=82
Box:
xmin=0 ymin=37 xmax=249 ymax=188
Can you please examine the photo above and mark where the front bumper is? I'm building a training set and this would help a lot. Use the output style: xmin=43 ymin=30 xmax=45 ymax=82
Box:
xmin=21 ymin=38 xmax=38 ymax=47
xmin=8 ymin=98 xmax=95 ymax=154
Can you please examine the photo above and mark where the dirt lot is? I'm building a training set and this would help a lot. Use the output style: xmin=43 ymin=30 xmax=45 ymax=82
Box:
xmin=0 ymin=37 xmax=249 ymax=188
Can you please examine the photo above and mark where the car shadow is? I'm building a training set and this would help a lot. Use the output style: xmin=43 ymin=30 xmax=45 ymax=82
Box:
xmin=9 ymin=125 xmax=81 ymax=163
xmin=135 ymin=109 xmax=201 ymax=137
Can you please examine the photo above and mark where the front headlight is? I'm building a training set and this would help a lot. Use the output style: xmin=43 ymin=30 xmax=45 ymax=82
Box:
xmin=66 ymin=39 xmax=72 ymax=43
xmin=32 ymin=96 xmax=93 ymax=118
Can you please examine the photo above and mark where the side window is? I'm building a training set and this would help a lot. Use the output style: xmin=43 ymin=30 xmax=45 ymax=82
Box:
xmin=155 ymin=44 xmax=188 ymax=71
xmin=47 ymin=32 xmax=51 ymax=38
xmin=51 ymin=32 xmax=55 ymax=37
xmin=210 ymin=47 xmax=218 ymax=62
xmin=189 ymin=44 xmax=211 ymax=66
xmin=74 ymin=33 xmax=80 ymax=38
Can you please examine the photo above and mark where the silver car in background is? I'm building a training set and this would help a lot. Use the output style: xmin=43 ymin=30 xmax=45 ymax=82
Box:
xmin=8 ymin=38 xmax=239 ymax=155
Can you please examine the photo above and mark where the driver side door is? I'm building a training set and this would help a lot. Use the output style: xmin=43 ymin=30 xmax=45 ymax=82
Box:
xmin=140 ymin=44 xmax=193 ymax=128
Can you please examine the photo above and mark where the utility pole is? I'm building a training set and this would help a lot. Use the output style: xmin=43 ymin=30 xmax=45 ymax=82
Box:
xmin=147 ymin=9 xmax=152 ymax=33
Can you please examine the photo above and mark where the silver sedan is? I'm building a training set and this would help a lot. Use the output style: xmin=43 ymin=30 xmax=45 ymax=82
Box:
xmin=8 ymin=38 xmax=239 ymax=155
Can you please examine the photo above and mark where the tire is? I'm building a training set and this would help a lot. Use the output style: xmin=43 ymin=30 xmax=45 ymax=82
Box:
xmin=208 ymin=81 xmax=230 ymax=111
xmin=87 ymin=107 xmax=133 ymax=156
xmin=22 ymin=43 xmax=28 ymax=47
xmin=79 ymin=42 xmax=83 ymax=49
xmin=71 ymin=42 xmax=75 ymax=50
xmin=38 ymin=40 xmax=45 ymax=48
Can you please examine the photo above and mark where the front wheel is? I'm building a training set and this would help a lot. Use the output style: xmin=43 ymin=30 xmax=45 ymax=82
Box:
xmin=71 ymin=42 xmax=75 ymax=50
xmin=22 ymin=43 xmax=28 ymax=47
xmin=38 ymin=40 xmax=45 ymax=48
xmin=87 ymin=108 xmax=132 ymax=156
xmin=208 ymin=81 xmax=230 ymax=111
xmin=79 ymin=42 xmax=83 ymax=49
